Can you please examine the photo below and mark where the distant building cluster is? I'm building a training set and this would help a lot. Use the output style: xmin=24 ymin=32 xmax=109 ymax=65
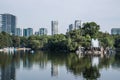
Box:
xmin=68 ymin=20 xmax=81 ymax=32
xmin=1 ymin=13 xmax=118 ymax=37
xmin=35 ymin=28 xmax=47 ymax=36
xmin=0 ymin=13 xmax=82 ymax=37
xmin=0 ymin=13 xmax=48 ymax=37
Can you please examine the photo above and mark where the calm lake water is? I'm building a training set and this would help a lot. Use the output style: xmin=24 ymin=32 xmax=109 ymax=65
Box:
xmin=0 ymin=51 xmax=120 ymax=80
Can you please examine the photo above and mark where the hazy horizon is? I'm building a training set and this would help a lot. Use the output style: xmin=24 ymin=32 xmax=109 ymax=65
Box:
xmin=0 ymin=0 xmax=120 ymax=34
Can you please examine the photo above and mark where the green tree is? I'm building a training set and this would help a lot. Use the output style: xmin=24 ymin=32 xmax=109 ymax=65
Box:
xmin=83 ymin=66 xmax=100 ymax=80
xmin=0 ymin=32 xmax=12 ymax=48
xmin=20 ymin=36 xmax=28 ymax=47
xmin=82 ymin=22 xmax=100 ymax=38
xmin=12 ymin=36 xmax=20 ymax=47
xmin=98 ymin=32 xmax=114 ymax=48
xmin=114 ymin=35 xmax=120 ymax=48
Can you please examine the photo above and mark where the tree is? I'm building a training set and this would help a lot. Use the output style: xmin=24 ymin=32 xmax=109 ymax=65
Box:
xmin=12 ymin=36 xmax=20 ymax=47
xmin=82 ymin=22 xmax=100 ymax=38
xmin=83 ymin=66 xmax=100 ymax=80
xmin=0 ymin=32 xmax=12 ymax=48
xmin=98 ymin=32 xmax=114 ymax=48
xmin=20 ymin=36 xmax=28 ymax=47
xmin=28 ymin=40 xmax=40 ymax=50
xmin=114 ymin=35 xmax=120 ymax=48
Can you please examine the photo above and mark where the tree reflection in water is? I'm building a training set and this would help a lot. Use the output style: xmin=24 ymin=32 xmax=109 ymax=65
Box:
xmin=66 ymin=53 xmax=116 ymax=80
xmin=83 ymin=66 xmax=100 ymax=80
xmin=112 ymin=52 xmax=120 ymax=69
xmin=66 ymin=53 xmax=100 ymax=79
xmin=66 ymin=53 xmax=91 ymax=75
xmin=0 ymin=51 xmax=119 ymax=80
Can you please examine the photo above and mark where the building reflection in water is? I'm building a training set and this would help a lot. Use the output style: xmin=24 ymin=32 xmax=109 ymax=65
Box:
xmin=23 ymin=58 xmax=33 ymax=69
xmin=1 ymin=62 xmax=15 ymax=80
xmin=92 ymin=57 xmax=99 ymax=66
xmin=51 ymin=63 xmax=59 ymax=77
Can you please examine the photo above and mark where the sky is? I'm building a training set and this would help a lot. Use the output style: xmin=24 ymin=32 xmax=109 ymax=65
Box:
xmin=0 ymin=0 xmax=120 ymax=35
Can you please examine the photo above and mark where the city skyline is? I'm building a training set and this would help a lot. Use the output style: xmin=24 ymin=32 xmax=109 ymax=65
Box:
xmin=0 ymin=0 xmax=120 ymax=34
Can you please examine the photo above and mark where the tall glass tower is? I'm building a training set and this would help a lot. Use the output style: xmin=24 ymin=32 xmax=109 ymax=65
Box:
xmin=39 ymin=28 xmax=47 ymax=35
xmin=15 ymin=28 xmax=22 ymax=36
xmin=69 ymin=24 xmax=74 ymax=31
xmin=23 ymin=28 xmax=33 ymax=37
xmin=51 ymin=21 xmax=58 ymax=35
xmin=0 ymin=14 xmax=16 ymax=35
xmin=74 ymin=20 xmax=81 ymax=30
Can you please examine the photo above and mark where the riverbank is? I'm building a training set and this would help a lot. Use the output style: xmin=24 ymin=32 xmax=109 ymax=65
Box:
xmin=0 ymin=47 xmax=31 ymax=53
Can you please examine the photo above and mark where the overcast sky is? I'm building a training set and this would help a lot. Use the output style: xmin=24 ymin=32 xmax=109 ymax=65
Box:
xmin=0 ymin=0 xmax=120 ymax=34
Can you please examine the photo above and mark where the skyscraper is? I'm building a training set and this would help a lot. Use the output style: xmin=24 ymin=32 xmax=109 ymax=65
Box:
xmin=27 ymin=28 xmax=33 ymax=36
xmin=23 ymin=28 xmax=33 ymax=37
xmin=51 ymin=21 xmax=58 ymax=35
xmin=75 ymin=20 xmax=81 ymax=29
xmin=15 ymin=28 xmax=22 ymax=36
xmin=69 ymin=24 xmax=74 ymax=31
xmin=111 ymin=28 xmax=120 ymax=35
xmin=23 ymin=29 xmax=27 ymax=37
xmin=0 ymin=14 xmax=16 ymax=35
xmin=35 ymin=31 xmax=39 ymax=35
xmin=39 ymin=28 xmax=47 ymax=35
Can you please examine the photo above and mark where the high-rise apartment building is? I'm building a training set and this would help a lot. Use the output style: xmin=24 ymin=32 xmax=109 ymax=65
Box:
xmin=35 ymin=31 xmax=39 ymax=35
xmin=23 ymin=28 xmax=33 ymax=37
xmin=27 ymin=28 xmax=33 ymax=36
xmin=111 ymin=28 xmax=120 ymax=35
xmin=15 ymin=28 xmax=22 ymax=36
xmin=69 ymin=24 xmax=74 ymax=31
xmin=39 ymin=28 xmax=47 ymax=35
xmin=0 ymin=14 xmax=16 ymax=35
xmin=51 ymin=21 xmax=58 ymax=35
xmin=75 ymin=20 xmax=81 ymax=29
xmin=23 ymin=29 xmax=27 ymax=37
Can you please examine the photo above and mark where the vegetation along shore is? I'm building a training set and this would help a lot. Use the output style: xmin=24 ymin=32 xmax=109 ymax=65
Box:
xmin=0 ymin=22 xmax=120 ymax=52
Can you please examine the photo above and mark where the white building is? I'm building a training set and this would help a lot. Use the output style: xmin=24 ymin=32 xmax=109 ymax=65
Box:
xmin=51 ymin=21 xmax=58 ymax=35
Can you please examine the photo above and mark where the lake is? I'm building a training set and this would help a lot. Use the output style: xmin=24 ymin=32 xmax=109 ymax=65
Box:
xmin=0 ymin=51 xmax=120 ymax=80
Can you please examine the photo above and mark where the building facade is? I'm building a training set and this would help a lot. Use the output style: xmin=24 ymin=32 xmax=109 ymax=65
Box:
xmin=23 ymin=28 xmax=33 ymax=37
xmin=27 ymin=28 xmax=33 ymax=36
xmin=111 ymin=28 xmax=120 ymax=35
xmin=69 ymin=24 xmax=74 ymax=31
xmin=0 ymin=14 xmax=16 ymax=35
xmin=15 ymin=28 xmax=22 ymax=36
xmin=74 ymin=20 xmax=81 ymax=29
xmin=23 ymin=29 xmax=27 ymax=37
xmin=39 ymin=28 xmax=47 ymax=35
xmin=51 ymin=21 xmax=58 ymax=35
xmin=35 ymin=31 xmax=39 ymax=35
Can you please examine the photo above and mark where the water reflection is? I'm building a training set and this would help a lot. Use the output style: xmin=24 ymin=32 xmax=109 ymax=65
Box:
xmin=0 ymin=53 xmax=16 ymax=80
xmin=1 ymin=62 xmax=15 ymax=80
xmin=66 ymin=54 xmax=101 ymax=79
xmin=51 ymin=63 xmax=58 ymax=77
xmin=83 ymin=66 xmax=100 ymax=80
xmin=112 ymin=52 xmax=120 ymax=69
xmin=0 ymin=51 xmax=120 ymax=80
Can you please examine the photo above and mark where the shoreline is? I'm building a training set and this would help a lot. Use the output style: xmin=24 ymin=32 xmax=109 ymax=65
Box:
xmin=0 ymin=47 xmax=31 ymax=53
